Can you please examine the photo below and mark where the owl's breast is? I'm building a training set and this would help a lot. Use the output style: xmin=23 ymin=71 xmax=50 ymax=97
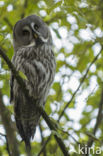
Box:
xmin=12 ymin=46 xmax=56 ymax=99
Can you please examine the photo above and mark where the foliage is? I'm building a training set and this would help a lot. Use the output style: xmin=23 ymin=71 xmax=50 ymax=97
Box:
xmin=0 ymin=0 xmax=103 ymax=155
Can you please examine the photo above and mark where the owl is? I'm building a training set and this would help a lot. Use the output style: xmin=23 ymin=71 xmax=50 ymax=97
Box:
xmin=10 ymin=15 xmax=56 ymax=149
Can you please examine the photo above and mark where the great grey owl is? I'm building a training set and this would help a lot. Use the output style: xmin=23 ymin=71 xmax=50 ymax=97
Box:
xmin=10 ymin=14 xmax=56 ymax=149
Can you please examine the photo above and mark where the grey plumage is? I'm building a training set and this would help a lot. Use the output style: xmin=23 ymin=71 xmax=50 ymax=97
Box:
xmin=10 ymin=15 xmax=56 ymax=149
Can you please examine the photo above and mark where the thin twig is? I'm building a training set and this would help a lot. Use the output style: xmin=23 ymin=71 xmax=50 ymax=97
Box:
xmin=3 ymin=17 xmax=13 ymax=30
xmin=82 ymin=88 xmax=103 ymax=156
xmin=38 ymin=131 xmax=51 ymax=156
xmin=21 ymin=0 xmax=28 ymax=18
xmin=61 ymin=130 xmax=81 ymax=145
xmin=0 ymin=132 xmax=6 ymax=137
xmin=58 ymin=50 xmax=102 ymax=121
xmin=87 ymin=89 xmax=103 ymax=147
xmin=39 ymin=124 xmax=47 ymax=156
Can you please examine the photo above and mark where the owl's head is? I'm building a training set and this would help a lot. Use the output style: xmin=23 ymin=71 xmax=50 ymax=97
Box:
xmin=13 ymin=14 xmax=52 ymax=50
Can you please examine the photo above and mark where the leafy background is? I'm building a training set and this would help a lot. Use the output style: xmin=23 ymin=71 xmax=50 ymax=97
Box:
xmin=0 ymin=0 xmax=103 ymax=155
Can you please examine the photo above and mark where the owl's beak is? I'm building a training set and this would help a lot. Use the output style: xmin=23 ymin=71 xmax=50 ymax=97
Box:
xmin=34 ymin=33 xmax=38 ymax=39
xmin=31 ymin=23 xmax=39 ymax=39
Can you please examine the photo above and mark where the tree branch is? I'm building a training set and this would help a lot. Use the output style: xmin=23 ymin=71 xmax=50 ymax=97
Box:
xmin=39 ymin=123 xmax=47 ymax=156
xmin=0 ymin=132 xmax=11 ymax=156
xmin=38 ymin=107 xmax=70 ymax=156
xmin=3 ymin=17 xmax=13 ymax=30
xmin=81 ymin=88 xmax=103 ymax=156
xmin=21 ymin=0 xmax=28 ymax=18
xmin=0 ymin=91 xmax=20 ymax=156
xmin=0 ymin=48 xmax=70 ymax=156
xmin=38 ymin=135 xmax=51 ymax=156
xmin=87 ymin=88 xmax=103 ymax=148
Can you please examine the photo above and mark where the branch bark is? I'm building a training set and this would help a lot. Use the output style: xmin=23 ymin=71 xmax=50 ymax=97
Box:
xmin=0 ymin=132 xmax=11 ymax=156
xmin=85 ymin=89 xmax=103 ymax=156
xmin=0 ymin=91 xmax=20 ymax=156
xmin=0 ymin=48 xmax=70 ymax=156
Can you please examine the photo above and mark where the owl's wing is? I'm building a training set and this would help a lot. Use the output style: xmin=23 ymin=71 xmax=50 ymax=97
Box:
xmin=10 ymin=74 xmax=14 ymax=103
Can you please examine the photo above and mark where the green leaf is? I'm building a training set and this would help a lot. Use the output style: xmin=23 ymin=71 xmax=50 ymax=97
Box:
xmin=51 ymin=130 xmax=62 ymax=139
xmin=18 ymin=71 xmax=28 ymax=81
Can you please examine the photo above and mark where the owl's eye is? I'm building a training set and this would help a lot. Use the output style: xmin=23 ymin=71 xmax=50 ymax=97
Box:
xmin=22 ymin=30 xmax=30 ymax=36
xmin=34 ymin=24 xmax=39 ymax=31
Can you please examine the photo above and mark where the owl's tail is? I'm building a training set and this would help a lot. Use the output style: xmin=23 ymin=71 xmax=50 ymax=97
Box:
xmin=25 ymin=140 xmax=32 ymax=156
xmin=23 ymin=124 xmax=36 ymax=156
xmin=16 ymin=119 xmax=31 ymax=155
